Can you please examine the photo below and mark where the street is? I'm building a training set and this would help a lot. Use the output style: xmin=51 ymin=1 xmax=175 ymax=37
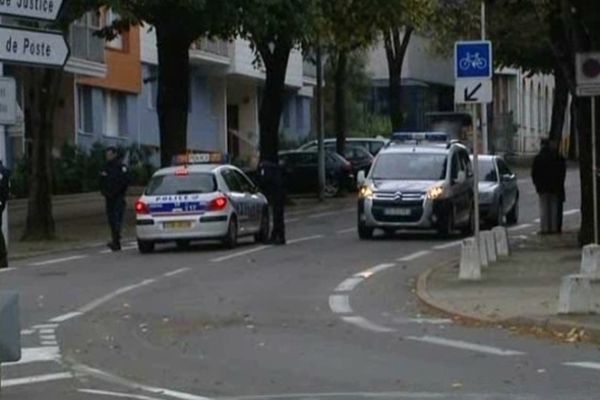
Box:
xmin=2 ymin=167 xmax=599 ymax=400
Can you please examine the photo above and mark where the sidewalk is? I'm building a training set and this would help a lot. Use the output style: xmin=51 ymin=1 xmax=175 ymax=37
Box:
xmin=6 ymin=191 xmax=349 ymax=261
xmin=417 ymin=231 xmax=600 ymax=343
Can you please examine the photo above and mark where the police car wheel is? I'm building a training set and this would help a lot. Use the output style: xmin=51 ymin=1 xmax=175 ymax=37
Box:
xmin=255 ymin=209 xmax=270 ymax=244
xmin=138 ymin=240 xmax=155 ymax=254
xmin=223 ymin=217 xmax=238 ymax=249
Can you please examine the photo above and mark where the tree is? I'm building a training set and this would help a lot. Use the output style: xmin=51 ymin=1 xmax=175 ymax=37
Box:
xmin=22 ymin=1 xmax=106 ymax=240
xmin=104 ymin=0 xmax=237 ymax=167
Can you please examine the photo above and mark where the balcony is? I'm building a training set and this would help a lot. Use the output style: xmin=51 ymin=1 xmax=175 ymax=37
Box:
xmin=190 ymin=38 xmax=230 ymax=66
xmin=66 ymin=24 xmax=106 ymax=77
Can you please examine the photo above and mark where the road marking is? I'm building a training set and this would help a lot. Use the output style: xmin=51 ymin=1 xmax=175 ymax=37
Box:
xmin=39 ymin=328 xmax=56 ymax=335
xmin=433 ymin=241 xmax=462 ymax=250
xmin=99 ymin=249 xmax=112 ymax=254
xmin=392 ymin=317 xmax=454 ymax=325
xmin=397 ymin=250 xmax=431 ymax=262
xmin=0 ymin=267 xmax=15 ymax=273
xmin=210 ymin=246 xmax=272 ymax=263
xmin=78 ymin=389 xmax=164 ymax=400
xmin=78 ymin=279 xmax=156 ymax=314
xmin=32 ymin=323 xmax=59 ymax=329
xmin=4 ymin=346 xmax=59 ymax=366
xmin=341 ymin=316 xmax=396 ymax=333
xmin=336 ymin=227 xmax=356 ymax=234
xmin=0 ymin=372 xmax=73 ymax=388
xmin=355 ymin=263 xmax=396 ymax=278
xmin=508 ymin=223 xmax=532 ymax=232
xmin=405 ymin=335 xmax=525 ymax=356
xmin=39 ymin=334 xmax=57 ymax=341
xmin=287 ymin=234 xmax=325 ymax=244
xmin=41 ymin=341 xmax=58 ymax=346
xmin=20 ymin=329 xmax=35 ymax=335
xmin=284 ymin=218 xmax=300 ymax=223
xmin=30 ymin=255 xmax=88 ymax=266
xmin=49 ymin=312 xmax=83 ymax=323
xmin=334 ymin=277 xmax=364 ymax=292
xmin=564 ymin=209 xmax=580 ymax=216
xmin=163 ymin=267 xmax=191 ymax=277
xmin=563 ymin=361 xmax=600 ymax=371
xmin=328 ymin=294 xmax=352 ymax=314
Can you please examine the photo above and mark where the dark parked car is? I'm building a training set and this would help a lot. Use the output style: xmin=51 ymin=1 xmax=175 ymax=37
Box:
xmin=298 ymin=137 xmax=388 ymax=156
xmin=279 ymin=150 xmax=354 ymax=197
xmin=302 ymin=143 xmax=374 ymax=177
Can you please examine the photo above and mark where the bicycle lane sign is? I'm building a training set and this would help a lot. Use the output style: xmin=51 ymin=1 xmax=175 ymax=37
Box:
xmin=455 ymin=40 xmax=492 ymax=79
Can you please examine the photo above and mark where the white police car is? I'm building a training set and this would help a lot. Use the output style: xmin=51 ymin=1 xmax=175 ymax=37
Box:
xmin=135 ymin=153 xmax=270 ymax=253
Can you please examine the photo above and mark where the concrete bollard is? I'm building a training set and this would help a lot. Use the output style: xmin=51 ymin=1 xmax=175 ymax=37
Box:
xmin=557 ymin=274 xmax=593 ymax=314
xmin=581 ymin=244 xmax=600 ymax=280
xmin=479 ymin=234 xmax=489 ymax=268
xmin=493 ymin=226 xmax=510 ymax=257
xmin=459 ymin=238 xmax=481 ymax=281
xmin=483 ymin=231 xmax=497 ymax=263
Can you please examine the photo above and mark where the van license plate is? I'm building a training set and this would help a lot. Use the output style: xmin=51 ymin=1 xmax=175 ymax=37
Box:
xmin=384 ymin=208 xmax=411 ymax=216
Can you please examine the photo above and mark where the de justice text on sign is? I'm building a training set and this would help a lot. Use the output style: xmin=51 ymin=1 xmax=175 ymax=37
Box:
xmin=0 ymin=0 xmax=62 ymax=21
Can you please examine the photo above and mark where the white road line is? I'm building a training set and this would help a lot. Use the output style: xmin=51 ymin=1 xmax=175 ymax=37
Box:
xmin=397 ymin=250 xmax=431 ymax=262
xmin=39 ymin=334 xmax=57 ymax=341
xmin=163 ymin=267 xmax=191 ymax=277
xmin=30 ymin=255 xmax=88 ymax=267
xmin=210 ymin=245 xmax=271 ymax=263
xmin=287 ymin=234 xmax=325 ymax=244
xmin=4 ymin=347 xmax=60 ymax=366
xmin=78 ymin=389 xmax=165 ymax=400
xmin=78 ymin=279 xmax=156 ymax=314
xmin=336 ymin=227 xmax=356 ymax=234
xmin=41 ymin=341 xmax=58 ymax=346
xmin=0 ymin=372 xmax=73 ymax=388
xmin=392 ymin=317 xmax=454 ymax=325
xmin=334 ymin=277 xmax=364 ymax=292
xmin=32 ymin=323 xmax=59 ymax=329
xmin=433 ymin=241 xmax=462 ymax=251
xmin=39 ymin=328 xmax=56 ymax=335
xmin=508 ymin=223 xmax=532 ymax=232
xmin=355 ymin=263 xmax=396 ymax=278
xmin=406 ymin=335 xmax=525 ymax=356
xmin=564 ymin=209 xmax=580 ymax=216
xmin=328 ymin=294 xmax=352 ymax=314
xmin=20 ymin=329 xmax=35 ymax=335
xmin=341 ymin=316 xmax=396 ymax=333
xmin=99 ymin=249 xmax=112 ymax=254
xmin=0 ymin=267 xmax=15 ymax=273
xmin=49 ymin=312 xmax=83 ymax=323
xmin=121 ymin=245 xmax=138 ymax=251
xmin=563 ymin=361 xmax=600 ymax=371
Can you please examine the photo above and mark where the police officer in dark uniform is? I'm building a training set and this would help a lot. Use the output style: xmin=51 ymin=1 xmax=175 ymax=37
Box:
xmin=100 ymin=147 xmax=130 ymax=251
xmin=0 ymin=161 xmax=10 ymax=268
xmin=258 ymin=158 xmax=286 ymax=245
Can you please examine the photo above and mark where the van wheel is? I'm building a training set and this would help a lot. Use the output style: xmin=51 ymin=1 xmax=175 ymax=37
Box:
xmin=223 ymin=216 xmax=238 ymax=249
xmin=138 ymin=240 xmax=155 ymax=254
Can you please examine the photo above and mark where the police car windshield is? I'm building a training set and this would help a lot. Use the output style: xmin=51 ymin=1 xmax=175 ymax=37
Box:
xmin=372 ymin=153 xmax=447 ymax=181
xmin=145 ymin=173 xmax=216 ymax=196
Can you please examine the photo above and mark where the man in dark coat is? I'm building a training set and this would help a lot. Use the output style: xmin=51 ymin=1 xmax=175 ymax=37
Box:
xmin=0 ymin=161 xmax=10 ymax=268
xmin=531 ymin=139 xmax=565 ymax=234
xmin=258 ymin=159 xmax=286 ymax=245
xmin=100 ymin=147 xmax=130 ymax=251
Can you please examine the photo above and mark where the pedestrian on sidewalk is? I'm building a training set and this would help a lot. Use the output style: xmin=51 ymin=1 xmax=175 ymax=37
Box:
xmin=531 ymin=138 xmax=565 ymax=234
xmin=258 ymin=158 xmax=286 ymax=245
xmin=100 ymin=147 xmax=130 ymax=251
xmin=0 ymin=161 xmax=10 ymax=268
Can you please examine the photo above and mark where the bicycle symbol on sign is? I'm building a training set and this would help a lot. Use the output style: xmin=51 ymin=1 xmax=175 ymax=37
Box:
xmin=459 ymin=52 xmax=488 ymax=71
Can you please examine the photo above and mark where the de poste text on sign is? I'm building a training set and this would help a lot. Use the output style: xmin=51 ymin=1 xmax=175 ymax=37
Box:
xmin=0 ymin=26 xmax=69 ymax=67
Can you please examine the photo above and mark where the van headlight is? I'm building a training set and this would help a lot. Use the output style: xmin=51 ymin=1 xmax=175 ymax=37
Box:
xmin=359 ymin=186 xmax=373 ymax=199
xmin=426 ymin=186 xmax=444 ymax=200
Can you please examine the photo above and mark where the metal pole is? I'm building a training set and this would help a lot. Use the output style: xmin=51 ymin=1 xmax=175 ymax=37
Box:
xmin=472 ymin=106 xmax=480 ymax=245
xmin=481 ymin=0 xmax=489 ymax=154
xmin=592 ymin=96 xmax=598 ymax=244
xmin=316 ymin=43 xmax=326 ymax=201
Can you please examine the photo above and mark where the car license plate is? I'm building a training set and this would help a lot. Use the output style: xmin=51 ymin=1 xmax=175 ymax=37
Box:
xmin=384 ymin=208 xmax=411 ymax=216
xmin=164 ymin=221 xmax=192 ymax=230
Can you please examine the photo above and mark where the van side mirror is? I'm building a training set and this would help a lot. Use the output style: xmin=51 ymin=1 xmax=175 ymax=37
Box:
xmin=357 ymin=170 xmax=366 ymax=186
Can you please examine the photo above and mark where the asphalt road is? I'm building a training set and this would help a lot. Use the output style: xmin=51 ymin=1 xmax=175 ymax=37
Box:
xmin=2 ymin=167 xmax=599 ymax=400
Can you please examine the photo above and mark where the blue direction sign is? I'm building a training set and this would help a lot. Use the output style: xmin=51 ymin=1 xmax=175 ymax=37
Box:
xmin=455 ymin=40 xmax=492 ymax=79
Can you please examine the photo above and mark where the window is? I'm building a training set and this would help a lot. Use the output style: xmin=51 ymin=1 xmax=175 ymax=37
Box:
xmin=222 ymin=169 xmax=242 ymax=192
xmin=459 ymin=151 xmax=473 ymax=177
xmin=450 ymin=153 xmax=460 ymax=181
xmin=146 ymin=67 xmax=158 ymax=110
xmin=105 ymin=91 xmax=127 ymax=137
xmin=77 ymin=86 xmax=94 ymax=134
xmin=233 ymin=170 xmax=255 ymax=193
xmin=478 ymin=159 xmax=497 ymax=182
xmin=371 ymin=154 xmax=447 ymax=181
xmin=497 ymin=158 xmax=512 ymax=176
xmin=296 ymin=97 xmax=303 ymax=130
xmin=106 ymin=9 xmax=123 ymax=50
xmin=145 ymin=173 xmax=216 ymax=196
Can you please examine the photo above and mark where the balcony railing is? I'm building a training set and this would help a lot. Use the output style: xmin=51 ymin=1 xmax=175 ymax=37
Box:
xmin=69 ymin=25 xmax=105 ymax=63
xmin=191 ymin=38 xmax=229 ymax=58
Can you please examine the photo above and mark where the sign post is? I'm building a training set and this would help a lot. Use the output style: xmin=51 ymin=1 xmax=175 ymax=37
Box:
xmin=576 ymin=52 xmax=600 ymax=244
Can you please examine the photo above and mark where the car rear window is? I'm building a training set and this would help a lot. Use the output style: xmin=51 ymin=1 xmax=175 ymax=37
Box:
xmin=478 ymin=160 xmax=498 ymax=182
xmin=145 ymin=173 xmax=216 ymax=196
xmin=371 ymin=153 xmax=447 ymax=181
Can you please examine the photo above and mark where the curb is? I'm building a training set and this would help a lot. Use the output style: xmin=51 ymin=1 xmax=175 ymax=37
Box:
xmin=415 ymin=258 xmax=600 ymax=343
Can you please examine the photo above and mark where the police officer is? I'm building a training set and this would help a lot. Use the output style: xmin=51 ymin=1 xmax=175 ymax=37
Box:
xmin=100 ymin=147 xmax=130 ymax=251
xmin=258 ymin=158 xmax=286 ymax=245
xmin=0 ymin=161 xmax=10 ymax=268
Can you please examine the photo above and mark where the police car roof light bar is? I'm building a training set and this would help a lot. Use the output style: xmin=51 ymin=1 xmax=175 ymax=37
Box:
xmin=172 ymin=152 xmax=229 ymax=166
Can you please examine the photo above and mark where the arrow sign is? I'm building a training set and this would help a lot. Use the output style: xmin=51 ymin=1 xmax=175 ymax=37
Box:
xmin=0 ymin=26 xmax=70 ymax=68
xmin=0 ymin=0 xmax=64 ymax=21
xmin=455 ymin=79 xmax=492 ymax=104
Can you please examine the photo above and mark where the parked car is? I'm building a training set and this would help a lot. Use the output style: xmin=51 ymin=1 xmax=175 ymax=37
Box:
xmin=298 ymin=137 xmax=388 ymax=156
xmin=473 ymin=155 xmax=519 ymax=226
xmin=279 ymin=150 xmax=354 ymax=197
xmin=301 ymin=143 xmax=374 ymax=177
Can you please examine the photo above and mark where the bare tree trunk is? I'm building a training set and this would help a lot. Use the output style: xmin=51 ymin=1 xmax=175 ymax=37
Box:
xmin=334 ymin=50 xmax=348 ymax=155
xmin=22 ymin=67 xmax=63 ymax=240
xmin=156 ymin=24 xmax=192 ymax=167
xmin=383 ymin=26 xmax=413 ymax=132
xmin=549 ymin=65 xmax=569 ymax=141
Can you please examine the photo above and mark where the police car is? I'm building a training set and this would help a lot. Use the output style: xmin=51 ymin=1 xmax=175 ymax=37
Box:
xmin=135 ymin=153 xmax=270 ymax=253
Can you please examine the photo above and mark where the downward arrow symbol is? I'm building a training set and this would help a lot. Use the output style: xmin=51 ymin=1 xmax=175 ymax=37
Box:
xmin=464 ymin=83 xmax=483 ymax=102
